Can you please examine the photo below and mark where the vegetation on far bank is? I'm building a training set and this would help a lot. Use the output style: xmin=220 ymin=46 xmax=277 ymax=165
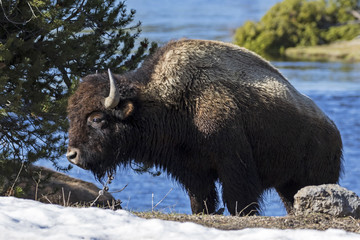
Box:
xmin=285 ymin=38 xmax=360 ymax=61
xmin=233 ymin=0 xmax=360 ymax=58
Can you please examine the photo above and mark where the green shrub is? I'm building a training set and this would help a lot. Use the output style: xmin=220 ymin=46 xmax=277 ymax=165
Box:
xmin=233 ymin=0 xmax=360 ymax=57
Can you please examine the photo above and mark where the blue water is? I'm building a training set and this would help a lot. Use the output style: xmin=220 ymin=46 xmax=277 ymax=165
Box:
xmin=50 ymin=1 xmax=360 ymax=216
xmin=126 ymin=0 xmax=282 ymax=43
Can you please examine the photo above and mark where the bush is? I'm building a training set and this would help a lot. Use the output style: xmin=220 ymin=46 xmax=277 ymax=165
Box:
xmin=233 ymin=0 xmax=360 ymax=57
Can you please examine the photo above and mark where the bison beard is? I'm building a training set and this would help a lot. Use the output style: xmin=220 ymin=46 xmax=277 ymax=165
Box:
xmin=66 ymin=39 xmax=343 ymax=216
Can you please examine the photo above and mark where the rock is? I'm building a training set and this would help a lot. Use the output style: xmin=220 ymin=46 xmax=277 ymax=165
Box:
xmin=294 ymin=184 xmax=360 ymax=219
xmin=6 ymin=165 xmax=118 ymax=207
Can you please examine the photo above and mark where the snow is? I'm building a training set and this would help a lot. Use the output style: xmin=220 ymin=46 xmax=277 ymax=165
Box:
xmin=0 ymin=197 xmax=359 ymax=240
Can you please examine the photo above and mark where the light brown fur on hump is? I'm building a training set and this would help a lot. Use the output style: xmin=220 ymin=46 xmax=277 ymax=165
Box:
xmin=194 ymin=85 xmax=238 ymax=135
xmin=145 ymin=39 xmax=325 ymax=119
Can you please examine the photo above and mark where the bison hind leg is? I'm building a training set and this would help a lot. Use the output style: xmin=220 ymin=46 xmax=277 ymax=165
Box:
xmin=188 ymin=186 xmax=218 ymax=214
xmin=219 ymin=170 xmax=263 ymax=216
xmin=221 ymin=183 xmax=263 ymax=216
xmin=275 ymin=180 xmax=302 ymax=214
xmin=183 ymin=170 xmax=219 ymax=214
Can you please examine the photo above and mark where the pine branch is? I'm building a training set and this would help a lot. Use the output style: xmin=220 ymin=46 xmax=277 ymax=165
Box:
xmin=64 ymin=0 xmax=87 ymax=21
xmin=59 ymin=66 xmax=72 ymax=89
xmin=0 ymin=0 xmax=36 ymax=25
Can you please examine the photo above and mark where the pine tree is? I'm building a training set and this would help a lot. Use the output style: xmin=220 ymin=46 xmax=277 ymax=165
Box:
xmin=0 ymin=0 xmax=157 ymax=194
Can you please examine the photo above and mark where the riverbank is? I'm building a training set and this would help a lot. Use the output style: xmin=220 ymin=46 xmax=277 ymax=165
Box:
xmin=135 ymin=211 xmax=360 ymax=233
xmin=284 ymin=39 xmax=360 ymax=62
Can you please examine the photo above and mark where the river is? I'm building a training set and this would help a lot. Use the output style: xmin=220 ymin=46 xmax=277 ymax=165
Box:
xmin=60 ymin=0 xmax=360 ymax=216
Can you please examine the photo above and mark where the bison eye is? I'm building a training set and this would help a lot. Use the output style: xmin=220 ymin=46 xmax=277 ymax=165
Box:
xmin=87 ymin=112 xmax=107 ymax=129
xmin=92 ymin=117 xmax=102 ymax=123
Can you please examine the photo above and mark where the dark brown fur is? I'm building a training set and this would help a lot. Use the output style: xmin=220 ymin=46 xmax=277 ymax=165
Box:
xmin=67 ymin=39 xmax=342 ymax=215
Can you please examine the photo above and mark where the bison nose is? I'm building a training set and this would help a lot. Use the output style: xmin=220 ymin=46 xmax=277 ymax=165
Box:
xmin=66 ymin=147 xmax=80 ymax=165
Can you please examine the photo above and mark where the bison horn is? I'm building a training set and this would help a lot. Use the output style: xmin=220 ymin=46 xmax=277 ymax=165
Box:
xmin=104 ymin=69 xmax=120 ymax=109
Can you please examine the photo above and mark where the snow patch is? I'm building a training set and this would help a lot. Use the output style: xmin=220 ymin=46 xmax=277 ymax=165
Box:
xmin=0 ymin=197 xmax=359 ymax=240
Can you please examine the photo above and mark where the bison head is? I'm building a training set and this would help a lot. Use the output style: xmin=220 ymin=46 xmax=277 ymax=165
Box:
xmin=66 ymin=70 xmax=137 ymax=179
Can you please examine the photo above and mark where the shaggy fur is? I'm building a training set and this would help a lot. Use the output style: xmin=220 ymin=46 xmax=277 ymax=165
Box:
xmin=67 ymin=39 xmax=343 ymax=215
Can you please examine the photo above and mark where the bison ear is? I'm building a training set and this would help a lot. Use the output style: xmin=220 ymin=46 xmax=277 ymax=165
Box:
xmin=114 ymin=101 xmax=135 ymax=120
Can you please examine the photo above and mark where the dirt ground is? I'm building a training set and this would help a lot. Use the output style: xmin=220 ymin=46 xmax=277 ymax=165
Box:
xmin=134 ymin=212 xmax=360 ymax=233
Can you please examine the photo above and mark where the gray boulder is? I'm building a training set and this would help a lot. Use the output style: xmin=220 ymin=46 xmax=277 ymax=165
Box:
xmin=293 ymin=184 xmax=360 ymax=218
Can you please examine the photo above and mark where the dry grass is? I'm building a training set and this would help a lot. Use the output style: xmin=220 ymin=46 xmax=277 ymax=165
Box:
xmin=285 ymin=39 xmax=360 ymax=62
xmin=134 ymin=211 xmax=360 ymax=233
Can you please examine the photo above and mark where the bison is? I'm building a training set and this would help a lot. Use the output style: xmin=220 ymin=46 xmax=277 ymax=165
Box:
xmin=66 ymin=39 xmax=342 ymax=215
